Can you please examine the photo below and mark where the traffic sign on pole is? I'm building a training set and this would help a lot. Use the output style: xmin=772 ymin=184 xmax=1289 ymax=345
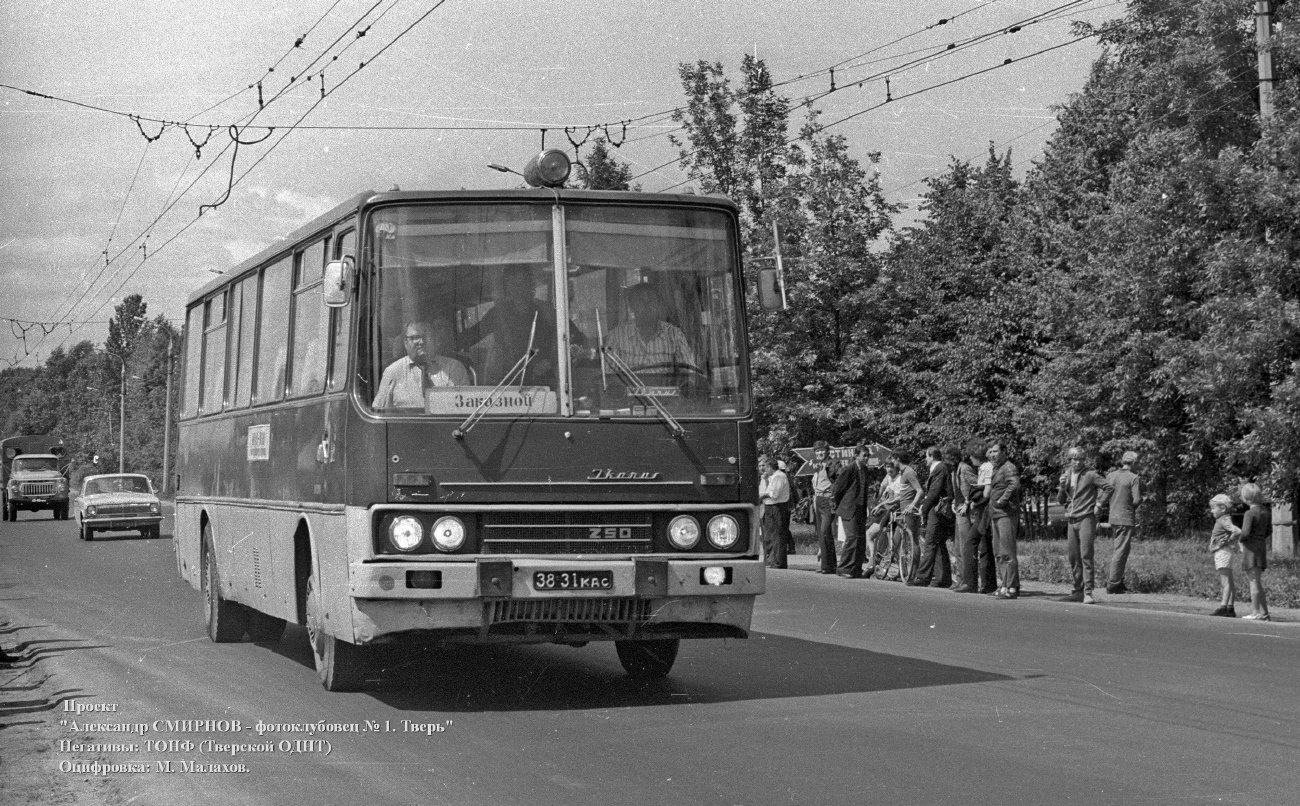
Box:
xmin=790 ymin=443 xmax=892 ymax=475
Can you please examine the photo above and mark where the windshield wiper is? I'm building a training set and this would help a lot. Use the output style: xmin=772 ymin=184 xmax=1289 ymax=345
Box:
xmin=453 ymin=313 xmax=539 ymax=440
xmin=600 ymin=345 xmax=686 ymax=439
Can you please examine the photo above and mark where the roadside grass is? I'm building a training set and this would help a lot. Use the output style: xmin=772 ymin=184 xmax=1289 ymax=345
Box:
xmin=1018 ymin=535 xmax=1300 ymax=609
xmin=791 ymin=521 xmax=1300 ymax=608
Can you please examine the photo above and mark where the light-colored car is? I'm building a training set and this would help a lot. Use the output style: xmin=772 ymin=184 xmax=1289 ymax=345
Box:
xmin=75 ymin=473 xmax=163 ymax=541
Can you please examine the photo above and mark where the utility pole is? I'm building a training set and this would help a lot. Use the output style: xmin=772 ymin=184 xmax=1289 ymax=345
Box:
xmin=1256 ymin=0 xmax=1276 ymax=120
xmin=772 ymin=219 xmax=789 ymax=310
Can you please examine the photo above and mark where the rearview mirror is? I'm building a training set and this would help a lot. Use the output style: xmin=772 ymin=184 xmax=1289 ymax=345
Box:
xmin=758 ymin=268 xmax=785 ymax=311
xmin=323 ymin=258 xmax=355 ymax=307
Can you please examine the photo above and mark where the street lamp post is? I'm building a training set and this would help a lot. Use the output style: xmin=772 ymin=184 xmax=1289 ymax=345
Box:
xmin=104 ymin=352 xmax=126 ymax=473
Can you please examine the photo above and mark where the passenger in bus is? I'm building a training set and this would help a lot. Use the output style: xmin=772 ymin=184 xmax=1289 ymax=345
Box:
xmin=459 ymin=265 xmax=576 ymax=386
xmin=372 ymin=320 xmax=472 ymax=409
xmin=605 ymin=282 xmax=700 ymax=379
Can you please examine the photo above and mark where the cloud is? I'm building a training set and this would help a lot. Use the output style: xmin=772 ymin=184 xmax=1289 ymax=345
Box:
xmin=273 ymin=189 xmax=336 ymax=223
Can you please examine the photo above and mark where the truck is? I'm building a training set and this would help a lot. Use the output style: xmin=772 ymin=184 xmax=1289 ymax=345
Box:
xmin=2 ymin=435 xmax=70 ymax=521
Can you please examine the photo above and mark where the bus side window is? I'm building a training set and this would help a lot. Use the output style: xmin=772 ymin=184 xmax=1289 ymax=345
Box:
xmin=288 ymin=238 xmax=329 ymax=398
xmin=199 ymin=292 xmax=227 ymax=414
xmin=233 ymin=278 xmax=257 ymax=407
xmin=255 ymin=257 xmax=292 ymax=403
xmin=182 ymin=305 xmax=203 ymax=418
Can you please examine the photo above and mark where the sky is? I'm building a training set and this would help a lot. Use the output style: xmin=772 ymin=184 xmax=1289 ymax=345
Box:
xmin=0 ymin=0 xmax=1122 ymax=368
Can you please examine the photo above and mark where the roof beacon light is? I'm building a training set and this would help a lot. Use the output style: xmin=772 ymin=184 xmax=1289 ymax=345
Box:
xmin=523 ymin=149 xmax=571 ymax=188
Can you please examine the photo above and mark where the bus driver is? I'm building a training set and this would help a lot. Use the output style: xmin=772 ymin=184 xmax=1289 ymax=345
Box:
xmin=372 ymin=319 xmax=472 ymax=409
xmin=605 ymin=282 xmax=700 ymax=379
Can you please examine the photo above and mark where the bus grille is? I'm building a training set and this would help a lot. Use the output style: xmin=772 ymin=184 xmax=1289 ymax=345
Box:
xmin=19 ymin=482 xmax=56 ymax=496
xmin=489 ymin=598 xmax=651 ymax=625
xmin=480 ymin=513 xmax=653 ymax=555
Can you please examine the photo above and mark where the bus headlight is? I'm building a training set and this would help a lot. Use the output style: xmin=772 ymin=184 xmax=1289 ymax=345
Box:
xmin=668 ymin=515 xmax=700 ymax=550
xmin=707 ymin=515 xmax=740 ymax=549
xmin=388 ymin=516 xmax=424 ymax=552
xmin=431 ymin=516 xmax=466 ymax=552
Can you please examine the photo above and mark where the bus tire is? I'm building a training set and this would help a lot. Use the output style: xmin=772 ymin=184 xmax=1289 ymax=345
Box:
xmin=246 ymin=610 xmax=287 ymax=643
xmin=202 ymin=525 xmax=248 ymax=643
xmin=615 ymin=638 xmax=680 ymax=679
xmin=305 ymin=572 xmax=365 ymax=691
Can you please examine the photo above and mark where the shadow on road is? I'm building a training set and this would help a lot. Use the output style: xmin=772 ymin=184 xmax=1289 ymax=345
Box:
xmin=260 ymin=626 xmax=1011 ymax=713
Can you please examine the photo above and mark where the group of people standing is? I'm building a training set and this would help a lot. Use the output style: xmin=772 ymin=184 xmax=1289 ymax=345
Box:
xmin=761 ymin=440 xmax=1145 ymax=604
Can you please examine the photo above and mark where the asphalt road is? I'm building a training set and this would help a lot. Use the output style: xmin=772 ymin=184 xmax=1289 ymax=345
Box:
xmin=2 ymin=510 xmax=1298 ymax=806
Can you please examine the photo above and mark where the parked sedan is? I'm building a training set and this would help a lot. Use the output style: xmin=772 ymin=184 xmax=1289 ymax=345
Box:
xmin=76 ymin=474 xmax=163 ymax=540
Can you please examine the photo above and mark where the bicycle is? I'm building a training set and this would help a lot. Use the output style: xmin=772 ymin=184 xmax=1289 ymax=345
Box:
xmin=870 ymin=507 xmax=918 ymax=582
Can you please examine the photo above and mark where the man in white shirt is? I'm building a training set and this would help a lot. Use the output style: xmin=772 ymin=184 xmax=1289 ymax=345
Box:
xmin=759 ymin=455 xmax=792 ymax=569
xmin=372 ymin=320 xmax=471 ymax=410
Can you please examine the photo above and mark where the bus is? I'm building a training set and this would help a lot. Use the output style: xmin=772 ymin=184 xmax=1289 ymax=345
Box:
xmin=2 ymin=435 xmax=68 ymax=521
xmin=175 ymin=150 xmax=765 ymax=691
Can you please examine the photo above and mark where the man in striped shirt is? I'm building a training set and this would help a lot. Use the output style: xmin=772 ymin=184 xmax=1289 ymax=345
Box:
xmin=606 ymin=283 xmax=700 ymax=381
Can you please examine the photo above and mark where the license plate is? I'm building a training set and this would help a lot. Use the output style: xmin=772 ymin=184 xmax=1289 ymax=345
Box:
xmin=533 ymin=570 xmax=613 ymax=591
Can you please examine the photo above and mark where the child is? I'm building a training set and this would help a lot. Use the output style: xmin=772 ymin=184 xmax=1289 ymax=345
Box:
xmin=1238 ymin=484 xmax=1271 ymax=621
xmin=1208 ymin=494 xmax=1240 ymax=617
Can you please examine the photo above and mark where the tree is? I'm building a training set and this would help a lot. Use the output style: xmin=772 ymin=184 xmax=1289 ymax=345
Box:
xmin=670 ymin=57 xmax=895 ymax=453
xmin=107 ymin=293 xmax=148 ymax=358
xmin=577 ymin=137 xmax=636 ymax=191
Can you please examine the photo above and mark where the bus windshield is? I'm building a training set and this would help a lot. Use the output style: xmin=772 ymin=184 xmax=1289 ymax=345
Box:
xmin=368 ymin=202 xmax=748 ymax=418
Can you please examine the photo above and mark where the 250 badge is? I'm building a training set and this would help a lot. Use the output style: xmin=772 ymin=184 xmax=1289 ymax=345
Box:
xmin=588 ymin=526 xmax=633 ymax=540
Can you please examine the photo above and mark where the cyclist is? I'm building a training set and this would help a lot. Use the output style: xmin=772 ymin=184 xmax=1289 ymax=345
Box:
xmin=865 ymin=450 xmax=923 ymax=579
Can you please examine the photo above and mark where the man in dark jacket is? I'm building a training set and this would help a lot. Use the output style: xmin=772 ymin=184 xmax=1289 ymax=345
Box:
xmin=910 ymin=445 xmax=955 ymax=587
xmin=832 ymin=442 xmax=872 ymax=578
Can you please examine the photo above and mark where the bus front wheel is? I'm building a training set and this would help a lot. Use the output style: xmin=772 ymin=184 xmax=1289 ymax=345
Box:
xmin=305 ymin=573 xmax=365 ymax=692
xmin=202 ymin=526 xmax=248 ymax=643
xmin=615 ymin=638 xmax=680 ymax=679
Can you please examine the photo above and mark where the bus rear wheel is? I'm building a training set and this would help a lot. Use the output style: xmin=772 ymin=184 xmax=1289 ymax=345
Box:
xmin=202 ymin=526 xmax=248 ymax=643
xmin=305 ymin=573 xmax=365 ymax=691
xmin=615 ymin=638 xmax=680 ymax=679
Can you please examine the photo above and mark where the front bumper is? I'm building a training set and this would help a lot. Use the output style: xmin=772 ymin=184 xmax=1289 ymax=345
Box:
xmin=348 ymin=556 xmax=765 ymax=644
xmin=84 ymin=515 xmax=162 ymax=531
xmin=8 ymin=493 xmax=68 ymax=510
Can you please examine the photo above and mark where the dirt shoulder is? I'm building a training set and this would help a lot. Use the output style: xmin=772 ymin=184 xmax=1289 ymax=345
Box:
xmin=0 ymin=621 xmax=125 ymax=806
